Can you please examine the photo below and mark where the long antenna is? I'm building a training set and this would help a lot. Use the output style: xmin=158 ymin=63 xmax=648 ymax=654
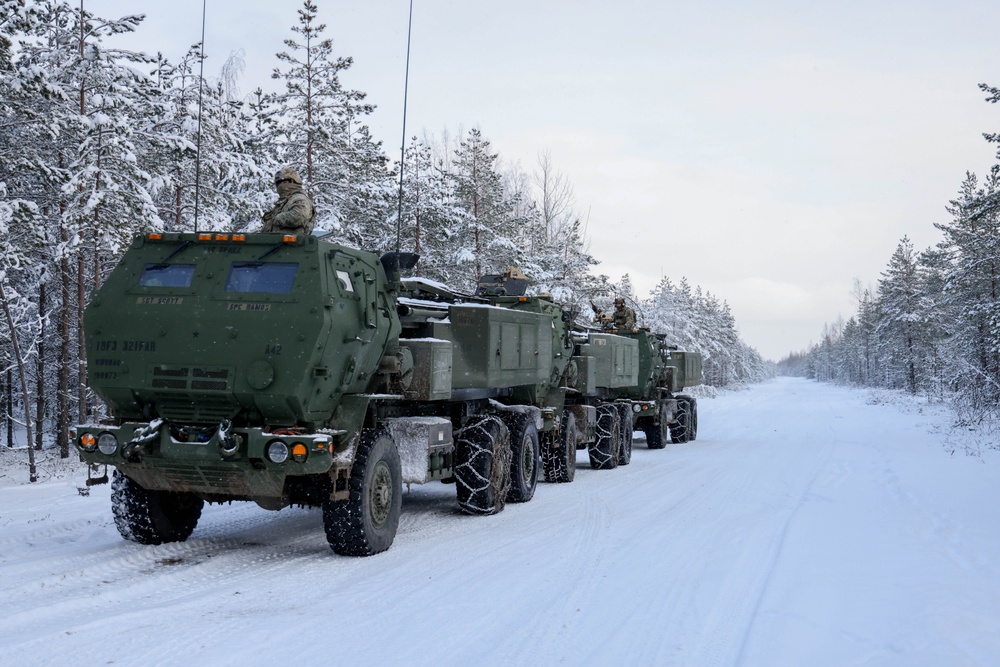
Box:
xmin=394 ymin=0 xmax=414 ymax=255
xmin=193 ymin=0 xmax=207 ymax=233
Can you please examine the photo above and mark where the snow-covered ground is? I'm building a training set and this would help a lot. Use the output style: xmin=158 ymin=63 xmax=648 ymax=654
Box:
xmin=1 ymin=377 xmax=998 ymax=666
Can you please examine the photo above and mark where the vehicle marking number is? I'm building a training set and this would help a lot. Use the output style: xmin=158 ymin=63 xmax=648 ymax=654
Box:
xmin=137 ymin=296 xmax=183 ymax=305
xmin=228 ymin=303 xmax=271 ymax=312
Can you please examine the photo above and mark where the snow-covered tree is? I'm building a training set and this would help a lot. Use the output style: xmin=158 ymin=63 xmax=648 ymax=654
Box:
xmin=269 ymin=0 xmax=392 ymax=240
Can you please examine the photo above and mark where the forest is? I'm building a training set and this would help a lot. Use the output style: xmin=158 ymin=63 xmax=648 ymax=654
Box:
xmin=0 ymin=0 xmax=771 ymax=461
xmin=779 ymin=89 xmax=1000 ymax=448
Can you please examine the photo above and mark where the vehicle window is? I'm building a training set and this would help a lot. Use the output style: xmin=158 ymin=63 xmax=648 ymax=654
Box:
xmin=138 ymin=264 xmax=196 ymax=288
xmin=225 ymin=262 xmax=298 ymax=294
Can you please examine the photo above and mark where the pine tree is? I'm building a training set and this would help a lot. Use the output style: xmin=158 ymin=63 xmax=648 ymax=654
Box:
xmin=938 ymin=169 xmax=1000 ymax=412
xmin=270 ymin=0 xmax=391 ymax=241
xmin=148 ymin=47 xmax=274 ymax=233
xmin=876 ymin=237 xmax=924 ymax=393
xmin=447 ymin=127 xmax=525 ymax=290
xmin=392 ymin=136 xmax=466 ymax=280
xmin=0 ymin=179 xmax=42 ymax=479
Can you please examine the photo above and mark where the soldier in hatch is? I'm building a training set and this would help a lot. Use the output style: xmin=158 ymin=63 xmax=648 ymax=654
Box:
xmin=613 ymin=297 xmax=636 ymax=330
xmin=262 ymin=166 xmax=316 ymax=235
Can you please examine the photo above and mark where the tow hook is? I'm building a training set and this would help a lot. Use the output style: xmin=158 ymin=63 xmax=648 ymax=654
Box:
xmin=122 ymin=441 xmax=144 ymax=462
xmin=123 ymin=418 xmax=164 ymax=462
xmin=218 ymin=418 xmax=241 ymax=458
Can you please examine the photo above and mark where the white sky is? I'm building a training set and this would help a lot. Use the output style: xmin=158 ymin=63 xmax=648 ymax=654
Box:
xmin=94 ymin=0 xmax=1000 ymax=360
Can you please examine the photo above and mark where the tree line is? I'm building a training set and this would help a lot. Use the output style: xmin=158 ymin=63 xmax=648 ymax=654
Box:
xmin=779 ymin=86 xmax=1000 ymax=443
xmin=1 ymin=0 xmax=769 ymax=461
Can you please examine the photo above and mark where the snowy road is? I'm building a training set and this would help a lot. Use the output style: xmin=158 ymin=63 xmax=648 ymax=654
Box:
xmin=2 ymin=378 xmax=998 ymax=666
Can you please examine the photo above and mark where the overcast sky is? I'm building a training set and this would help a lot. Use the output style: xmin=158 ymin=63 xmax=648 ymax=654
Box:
xmin=94 ymin=0 xmax=1000 ymax=360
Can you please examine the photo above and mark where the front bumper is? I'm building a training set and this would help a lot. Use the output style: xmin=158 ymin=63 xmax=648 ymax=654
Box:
xmin=73 ymin=421 xmax=336 ymax=498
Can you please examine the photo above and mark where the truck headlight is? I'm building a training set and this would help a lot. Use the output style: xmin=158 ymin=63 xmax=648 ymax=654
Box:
xmin=97 ymin=432 xmax=118 ymax=455
xmin=266 ymin=440 xmax=289 ymax=463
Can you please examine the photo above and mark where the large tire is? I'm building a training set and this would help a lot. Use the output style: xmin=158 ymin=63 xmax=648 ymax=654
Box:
xmin=455 ymin=416 xmax=512 ymax=515
xmin=323 ymin=429 xmax=402 ymax=556
xmin=543 ymin=411 xmax=577 ymax=483
xmin=671 ymin=398 xmax=691 ymax=444
xmin=111 ymin=470 xmax=203 ymax=545
xmin=503 ymin=412 xmax=540 ymax=503
xmin=616 ymin=402 xmax=633 ymax=466
xmin=589 ymin=404 xmax=620 ymax=470
xmin=688 ymin=397 xmax=699 ymax=441
xmin=643 ymin=402 xmax=669 ymax=449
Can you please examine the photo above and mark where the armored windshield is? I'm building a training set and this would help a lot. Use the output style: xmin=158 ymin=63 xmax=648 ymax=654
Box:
xmin=138 ymin=264 xmax=196 ymax=288
xmin=225 ymin=262 xmax=298 ymax=294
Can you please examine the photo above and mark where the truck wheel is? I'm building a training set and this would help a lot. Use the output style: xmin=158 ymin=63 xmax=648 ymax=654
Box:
xmin=543 ymin=411 xmax=577 ymax=483
xmin=111 ymin=470 xmax=203 ymax=545
xmin=503 ymin=413 xmax=539 ymax=503
xmin=323 ymin=429 xmax=402 ymax=556
xmin=643 ymin=402 xmax=669 ymax=449
xmin=671 ymin=398 xmax=691 ymax=444
xmin=589 ymin=404 xmax=620 ymax=470
xmin=688 ymin=397 xmax=699 ymax=441
xmin=616 ymin=403 xmax=633 ymax=466
xmin=455 ymin=416 xmax=512 ymax=515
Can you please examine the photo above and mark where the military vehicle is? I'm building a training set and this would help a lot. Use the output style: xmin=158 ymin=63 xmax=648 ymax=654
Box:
xmin=564 ymin=319 xmax=701 ymax=461
xmin=611 ymin=327 xmax=701 ymax=447
xmin=76 ymin=232 xmax=673 ymax=556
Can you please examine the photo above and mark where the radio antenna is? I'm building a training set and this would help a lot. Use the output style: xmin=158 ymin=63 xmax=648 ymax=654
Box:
xmin=394 ymin=0 xmax=414 ymax=255
xmin=193 ymin=0 xmax=207 ymax=233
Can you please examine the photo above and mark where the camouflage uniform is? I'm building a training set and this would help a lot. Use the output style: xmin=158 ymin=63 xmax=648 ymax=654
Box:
xmin=613 ymin=299 xmax=636 ymax=329
xmin=262 ymin=166 xmax=316 ymax=235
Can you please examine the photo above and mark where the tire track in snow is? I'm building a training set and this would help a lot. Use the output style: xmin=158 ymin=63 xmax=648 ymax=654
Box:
xmin=694 ymin=396 xmax=844 ymax=666
xmin=609 ymin=391 xmax=844 ymax=665
xmin=1 ymin=505 xmax=327 ymax=642
xmin=497 ymin=464 xmax=612 ymax=665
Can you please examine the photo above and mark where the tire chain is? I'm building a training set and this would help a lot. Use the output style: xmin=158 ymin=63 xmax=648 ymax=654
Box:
xmin=542 ymin=416 xmax=575 ymax=483
xmin=454 ymin=416 xmax=512 ymax=515
xmin=616 ymin=402 xmax=633 ymax=466
xmin=589 ymin=405 xmax=619 ymax=469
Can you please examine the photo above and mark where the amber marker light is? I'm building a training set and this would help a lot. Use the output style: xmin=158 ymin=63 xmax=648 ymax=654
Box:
xmin=292 ymin=443 xmax=308 ymax=462
xmin=147 ymin=233 xmax=162 ymax=241
xmin=282 ymin=235 xmax=297 ymax=243
xmin=198 ymin=233 xmax=212 ymax=241
xmin=215 ymin=234 xmax=229 ymax=241
xmin=80 ymin=433 xmax=97 ymax=452
xmin=232 ymin=234 xmax=246 ymax=242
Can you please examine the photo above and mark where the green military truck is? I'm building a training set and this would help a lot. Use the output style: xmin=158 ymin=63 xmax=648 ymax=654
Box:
xmin=558 ymin=322 xmax=701 ymax=466
xmin=604 ymin=326 xmax=701 ymax=448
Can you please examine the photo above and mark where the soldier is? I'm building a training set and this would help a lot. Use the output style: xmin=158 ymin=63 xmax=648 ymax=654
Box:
xmin=613 ymin=297 xmax=636 ymax=330
xmin=262 ymin=166 xmax=316 ymax=235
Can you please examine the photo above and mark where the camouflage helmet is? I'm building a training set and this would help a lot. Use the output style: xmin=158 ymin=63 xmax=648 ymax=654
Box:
xmin=274 ymin=166 xmax=303 ymax=186
xmin=614 ymin=297 xmax=625 ymax=306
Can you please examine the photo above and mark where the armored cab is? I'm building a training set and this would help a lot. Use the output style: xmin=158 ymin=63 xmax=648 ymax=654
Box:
xmin=84 ymin=232 xmax=396 ymax=429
